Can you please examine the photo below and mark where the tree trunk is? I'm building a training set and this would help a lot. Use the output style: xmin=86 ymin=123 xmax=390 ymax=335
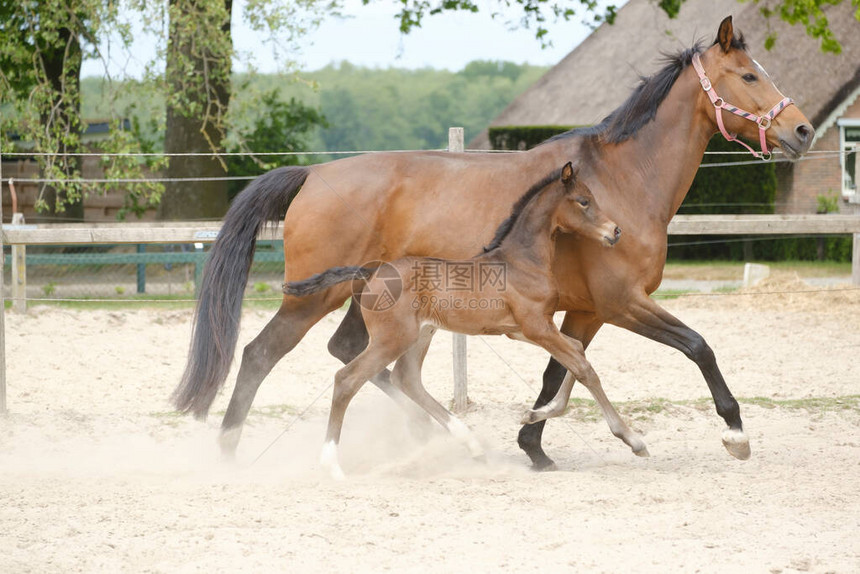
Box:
xmin=159 ymin=0 xmax=233 ymax=221
xmin=38 ymin=25 xmax=84 ymax=223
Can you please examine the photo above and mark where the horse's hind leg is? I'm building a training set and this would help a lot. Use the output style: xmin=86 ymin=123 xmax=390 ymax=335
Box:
xmin=328 ymin=298 xmax=434 ymax=434
xmin=321 ymin=334 xmax=416 ymax=480
xmin=219 ymin=295 xmax=338 ymax=458
xmin=390 ymin=327 xmax=484 ymax=460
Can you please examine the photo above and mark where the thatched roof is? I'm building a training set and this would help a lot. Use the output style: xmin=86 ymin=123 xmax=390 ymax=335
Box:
xmin=470 ymin=0 xmax=860 ymax=148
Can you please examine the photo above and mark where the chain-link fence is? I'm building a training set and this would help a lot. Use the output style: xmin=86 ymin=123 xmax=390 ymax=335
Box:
xmin=1 ymin=242 xmax=286 ymax=301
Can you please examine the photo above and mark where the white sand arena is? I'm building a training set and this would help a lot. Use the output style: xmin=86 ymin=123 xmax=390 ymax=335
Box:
xmin=1 ymin=276 xmax=858 ymax=572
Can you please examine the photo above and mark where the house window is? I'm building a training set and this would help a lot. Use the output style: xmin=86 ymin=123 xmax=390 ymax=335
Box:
xmin=839 ymin=120 xmax=860 ymax=199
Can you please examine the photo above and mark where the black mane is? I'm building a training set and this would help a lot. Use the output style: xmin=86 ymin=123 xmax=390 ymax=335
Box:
xmin=544 ymin=42 xmax=716 ymax=146
xmin=482 ymin=167 xmax=564 ymax=253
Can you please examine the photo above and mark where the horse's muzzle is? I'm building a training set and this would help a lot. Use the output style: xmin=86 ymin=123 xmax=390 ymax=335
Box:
xmin=603 ymin=226 xmax=622 ymax=247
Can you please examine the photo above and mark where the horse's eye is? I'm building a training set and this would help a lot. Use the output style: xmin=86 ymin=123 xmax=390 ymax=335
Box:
xmin=742 ymin=73 xmax=758 ymax=83
xmin=576 ymin=198 xmax=589 ymax=207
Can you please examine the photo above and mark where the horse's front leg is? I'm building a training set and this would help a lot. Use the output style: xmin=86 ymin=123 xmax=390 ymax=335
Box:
xmin=610 ymin=294 xmax=749 ymax=460
xmin=517 ymin=311 xmax=603 ymax=470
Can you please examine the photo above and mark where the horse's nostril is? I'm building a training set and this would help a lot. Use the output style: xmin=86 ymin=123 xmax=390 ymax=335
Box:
xmin=614 ymin=226 xmax=622 ymax=239
xmin=795 ymin=123 xmax=813 ymax=143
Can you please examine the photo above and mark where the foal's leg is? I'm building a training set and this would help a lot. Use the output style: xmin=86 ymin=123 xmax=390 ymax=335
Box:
xmin=522 ymin=323 xmax=648 ymax=458
xmin=610 ymin=294 xmax=749 ymax=460
xmin=321 ymin=334 xmax=415 ymax=480
xmin=328 ymin=298 xmax=435 ymax=433
xmin=518 ymin=311 xmax=603 ymax=470
xmin=520 ymin=372 xmax=576 ymax=423
xmin=220 ymin=294 xmax=340 ymax=457
xmin=390 ymin=326 xmax=484 ymax=460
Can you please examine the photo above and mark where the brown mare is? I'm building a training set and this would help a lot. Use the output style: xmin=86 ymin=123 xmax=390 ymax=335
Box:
xmin=283 ymin=162 xmax=640 ymax=478
xmin=172 ymin=17 xmax=814 ymax=469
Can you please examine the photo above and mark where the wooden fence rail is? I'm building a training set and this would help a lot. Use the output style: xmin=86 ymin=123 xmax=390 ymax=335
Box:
xmin=4 ymin=214 xmax=860 ymax=244
xmin=2 ymin=215 xmax=859 ymax=306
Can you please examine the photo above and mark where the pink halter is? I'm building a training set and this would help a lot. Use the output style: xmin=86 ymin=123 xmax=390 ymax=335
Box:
xmin=691 ymin=52 xmax=793 ymax=160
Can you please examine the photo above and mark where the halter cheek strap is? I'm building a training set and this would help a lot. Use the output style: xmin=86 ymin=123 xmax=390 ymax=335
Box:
xmin=691 ymin=52 xmax=793 ymax=160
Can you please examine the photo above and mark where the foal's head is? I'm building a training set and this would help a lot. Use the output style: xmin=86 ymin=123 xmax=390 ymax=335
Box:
xmin=554 ymin=162 xmax=621 ymax=247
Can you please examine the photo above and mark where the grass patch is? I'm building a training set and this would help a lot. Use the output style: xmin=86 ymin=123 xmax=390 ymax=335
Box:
xmin=19 ymin=291 xmax=284 ymax=311
xmin=149 ymin=410 xmax=188 ymax=428
xmin=651 ymin=289 xmax=694 ymax=300
xmin=150 ymin=403 xmax=299 ymax=426
xmin=662 ymin=260 xmax=852 ymax=281
xmin=563 ymin=395 xmax=860 ymax=420
xmin=250 ymin=404 xmax=299 ymax=419
xmin=740 ymin=395 xmax=860 ymax=412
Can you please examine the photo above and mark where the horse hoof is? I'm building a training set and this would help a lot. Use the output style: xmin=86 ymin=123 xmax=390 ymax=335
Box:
xmin=633 ymin=445 xmax=651 ymax=458
xmin=320 ymin=441 xmax=347 ymax=480
xmin=721 ymin=428 xmax=751 ymax=461
xmin=530 ymin=459 xmax=558 ymax=472
xmin=218 ymin=427 xmax=242 ymax=459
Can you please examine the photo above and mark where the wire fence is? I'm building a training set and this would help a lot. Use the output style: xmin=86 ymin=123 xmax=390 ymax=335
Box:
xmin=1 ymin=146 xmax=857 ymax=304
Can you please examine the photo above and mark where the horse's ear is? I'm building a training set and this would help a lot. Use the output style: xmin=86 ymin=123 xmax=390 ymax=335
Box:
xmin=561 ymin=162 xmax=574 ymax=184
xmin=717 ymin=16 xmax=734 ymax=53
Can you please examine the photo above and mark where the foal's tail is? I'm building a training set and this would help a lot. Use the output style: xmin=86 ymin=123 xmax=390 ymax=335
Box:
xmin=172 ymin=166 xmax=310 ymax=419
xmin=283 ymin=266 xmax=374 ymax=297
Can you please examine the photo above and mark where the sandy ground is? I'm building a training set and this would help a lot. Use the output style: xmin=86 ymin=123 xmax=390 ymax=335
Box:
xmin=1 ymin=276 xmax=859 ymax=573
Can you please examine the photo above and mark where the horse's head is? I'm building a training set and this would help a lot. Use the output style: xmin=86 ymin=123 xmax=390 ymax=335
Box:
xmin=695 ymin=16 xmax=813 ymax=160
xmin=556 ymin=162 xmax=621 ymax=247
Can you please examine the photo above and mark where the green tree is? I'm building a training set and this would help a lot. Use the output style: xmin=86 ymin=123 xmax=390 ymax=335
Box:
xmin=225 ymin=90 xmax=326 ymax=199
xmin=147 ymin=0 xmax=338 ymax=220
xmin=158 ymin=0 xmax=234 ymax=221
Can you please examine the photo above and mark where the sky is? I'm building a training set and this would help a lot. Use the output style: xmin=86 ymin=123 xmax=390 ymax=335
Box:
xmin=81 ymin=0 xmax=622 ymax=78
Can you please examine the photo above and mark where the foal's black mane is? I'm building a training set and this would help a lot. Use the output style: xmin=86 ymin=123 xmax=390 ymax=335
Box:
xmin=482 ymin=166 xmax=565 ymax=253
xmin=544 ymin=35 xmax=745 ymax=146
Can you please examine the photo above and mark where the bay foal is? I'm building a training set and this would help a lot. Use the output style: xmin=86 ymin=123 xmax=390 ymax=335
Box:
xmin=285 ymin=163 xmax=646 ymax=478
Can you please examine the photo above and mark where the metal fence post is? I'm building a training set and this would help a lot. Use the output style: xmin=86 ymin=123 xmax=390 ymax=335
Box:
xmin=136 ymin=244 xmax=146 ymax=294
xmin=448 ymin=127 xmax=469 ymax=413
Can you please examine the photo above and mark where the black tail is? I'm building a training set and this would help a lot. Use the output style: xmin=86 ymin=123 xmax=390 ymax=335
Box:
xmin=283 ymin=266 xmax=374 ymax=297
xmin=172 ymin=166 xmax=310 ymax=419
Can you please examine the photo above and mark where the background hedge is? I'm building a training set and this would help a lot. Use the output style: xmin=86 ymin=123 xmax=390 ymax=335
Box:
xmin=488 ymin=126 xmax=850 ymax=262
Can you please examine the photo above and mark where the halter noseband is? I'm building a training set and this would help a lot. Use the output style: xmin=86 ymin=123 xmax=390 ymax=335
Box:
xmin=691 ymin=52 xmax=793 ymax=160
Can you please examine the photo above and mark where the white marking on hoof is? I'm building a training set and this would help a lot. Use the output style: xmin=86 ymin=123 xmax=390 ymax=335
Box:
xmin=219 ymin=427 xmax=243 ymax=460
xmin=631 ymin=436 xmax=650 ymax=458
xmin=721 ymin=428 xmax=751 ymax=461
xmin=446 ymin=417 xmax=484 ymax=459
xmin=320 ymin=441 xmax=346 ymax=481
xmin=521 ymin=399 xmax=568 ymax=425
xmin=521 ymin=408 xmax=546 ymax=425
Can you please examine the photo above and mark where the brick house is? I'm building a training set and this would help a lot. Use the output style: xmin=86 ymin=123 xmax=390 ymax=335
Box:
xmin=470 ymin=0 xmax=860 ymax=214
xmin=2 ymin=120 xmax=158 ymax=223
